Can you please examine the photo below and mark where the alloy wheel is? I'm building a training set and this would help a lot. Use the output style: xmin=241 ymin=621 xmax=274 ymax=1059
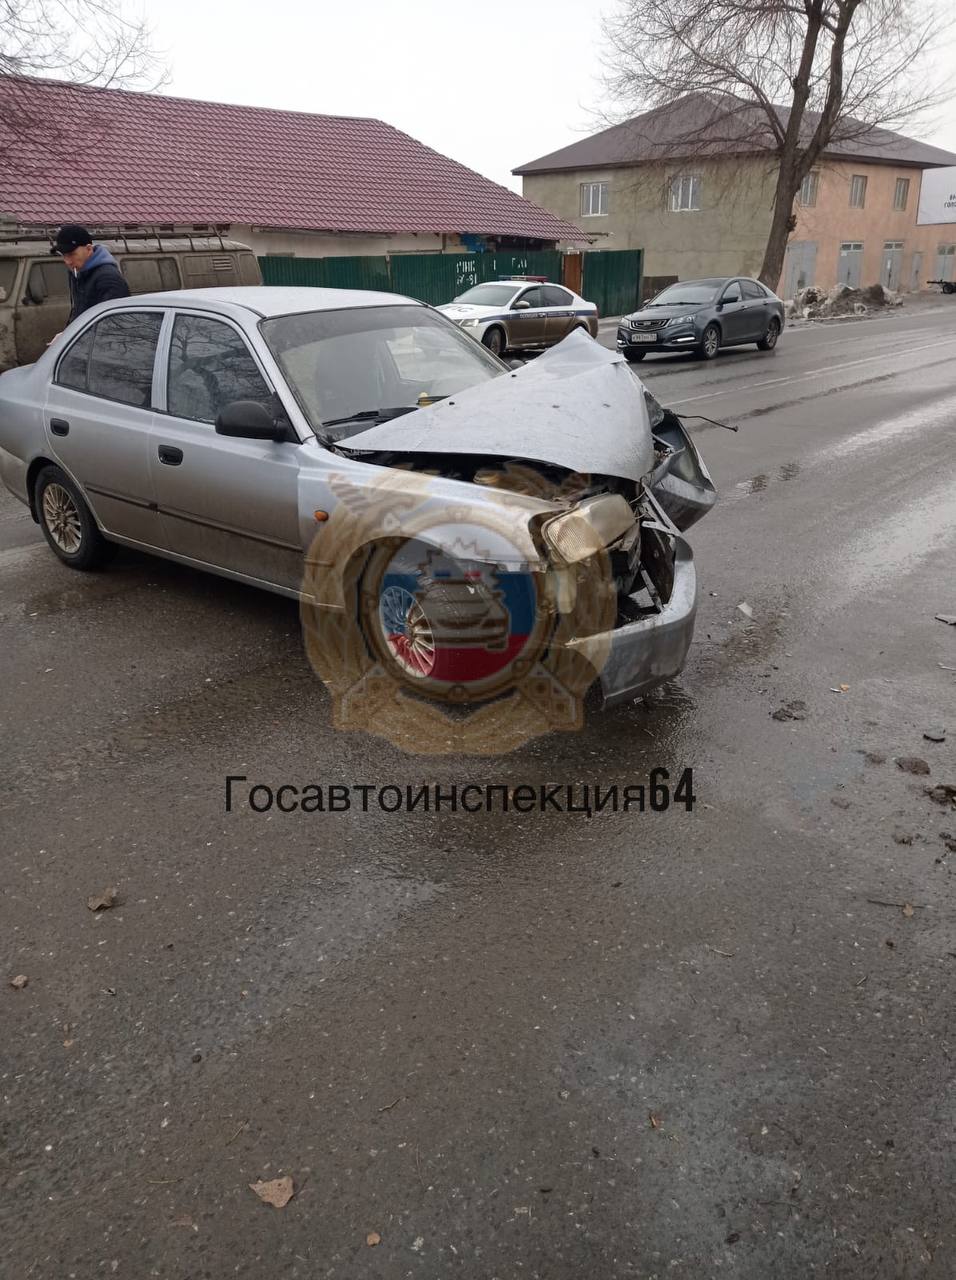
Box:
xmin=42 ymin=483 xmax=83 ymax=554
xmin=379 ymin=585 xmax=436 ymax=678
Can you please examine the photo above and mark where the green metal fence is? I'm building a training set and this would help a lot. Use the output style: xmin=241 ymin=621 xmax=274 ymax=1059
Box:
xmin=582 ymin=249 xmax=643 ymax=318
xmin=260 ymin=250 xmax=562 ymax=306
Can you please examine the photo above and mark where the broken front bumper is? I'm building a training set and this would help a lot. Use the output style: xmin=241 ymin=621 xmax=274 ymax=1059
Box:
xmin=566 ymin=533 xmax=698 ymax=708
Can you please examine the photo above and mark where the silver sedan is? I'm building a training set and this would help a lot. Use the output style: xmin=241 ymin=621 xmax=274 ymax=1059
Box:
xmin=0 ymin=287 xmax=716 ymax=708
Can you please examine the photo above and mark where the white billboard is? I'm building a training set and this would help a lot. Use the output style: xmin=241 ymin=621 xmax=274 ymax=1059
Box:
xmin=917 ymin=166 xmax=956 ymax=225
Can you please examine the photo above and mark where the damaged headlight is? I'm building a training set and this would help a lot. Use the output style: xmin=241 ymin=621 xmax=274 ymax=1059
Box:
xmin=541 ymin=493 xmax=634 ymax=566
xmin=643 ymin=387 xmax=665 ymax=429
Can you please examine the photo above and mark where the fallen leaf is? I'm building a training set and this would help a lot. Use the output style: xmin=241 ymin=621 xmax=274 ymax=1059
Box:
xmin=925 ymin=783 xmax=956 ymax=806
xmin=249 ymin=1176 xmax=294 ymax=1208
xmin=649 ymin=1112 xmax=662 ymax=1129
xmin=839 ymin=683 xmax=850 ymax=692
xmin=366 ymin=1231 xmax=381 ymax=1247
xmin=10 ymin=974 xmax=28 ymax=990
xmin=895 ymin=757 xmax=930 ymax=776
xmin=924 ymin=728 xmax=947 ymax=743
xmin=902 ymin=903 xmax=915 ymax=918
xmin=87 ymin=887 xmax=118 ymax=912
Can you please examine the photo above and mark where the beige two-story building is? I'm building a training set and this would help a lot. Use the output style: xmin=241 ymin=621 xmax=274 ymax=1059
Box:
xmin=515 ymin=94 xmax=956 ymax=298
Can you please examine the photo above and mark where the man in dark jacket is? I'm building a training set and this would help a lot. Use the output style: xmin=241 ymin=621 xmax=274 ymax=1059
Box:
xmin=52 ymin=224 xmax=130 ymax=322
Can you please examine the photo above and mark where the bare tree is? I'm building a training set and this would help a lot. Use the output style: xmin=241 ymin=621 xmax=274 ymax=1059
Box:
xmin=0 ymin=0 xmax=164 ymax=166
xmin=602 ymin=0 xmax=952 ymax=287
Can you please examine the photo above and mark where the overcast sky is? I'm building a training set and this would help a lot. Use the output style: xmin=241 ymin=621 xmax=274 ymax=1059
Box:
xmin=147 ymin=0 xmax=956 ymax=193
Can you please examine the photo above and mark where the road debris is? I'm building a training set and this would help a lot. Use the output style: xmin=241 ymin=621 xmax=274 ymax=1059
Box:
xmin=649 ymin=1112 xmax=662 ymax=1129
xmin=859 ymin=750 xmax=886 ymax=765
xmin=771 ymin=700 xmax=807 ymax=722
xmin=249 ymin=1176 xmax=294 ymax=1208
xmin=925 ymin=784 xmax=956 ymax=807
xmin=935 ymin=614 xmax=956 ymax=626
xmin=9 ymin=974 xmax=28 ymax=990
xmin=895 ymin=757 xmax=930 ymax=776
xmin=366 ymin=1232 xmax=381 ymax=1247
xmin=707 ymin=946 xmax=736 ymax=957
xmin=737 ymin=602 xmax=753 ymax=619
xmin=87 ymin=887 xmax=119 ymax=912
xmin=892 ymin=832 xmax=914 ymax=846
xmin=829 ymin=683 xmax=850 ymax=693
xmin=923 ymin=728 xmax=947 ymax=743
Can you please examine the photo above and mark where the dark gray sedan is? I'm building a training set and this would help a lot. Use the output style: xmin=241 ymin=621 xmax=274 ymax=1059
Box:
xmin=617 ymin=277 xmax=785 ymax=362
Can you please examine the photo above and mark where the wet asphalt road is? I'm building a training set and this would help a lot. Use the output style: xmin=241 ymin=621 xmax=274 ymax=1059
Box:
xmin=2 ymin=304 xmax=956 ymax=1278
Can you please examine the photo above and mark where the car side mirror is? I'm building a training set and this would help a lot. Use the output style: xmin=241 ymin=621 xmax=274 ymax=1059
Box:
xmin=215 ymin=400 xmax=287 ymax=441
xmin=507 ymin=358 xmax=523 ymax=370
xmin=512 ymin=300 xmax=531 ymax=310
xmin=26 ymin=276 xmax=48 ymax=305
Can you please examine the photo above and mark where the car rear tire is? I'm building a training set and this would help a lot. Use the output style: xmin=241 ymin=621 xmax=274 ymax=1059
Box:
xmin=699 ymin=324 xmax=721 ymax=360
xmin=623 ymin=350 xmax=646 ymax=363
xmin=35 ymin=465 xmax=114 ymax=570
xmin=757 ymin=317 xmax=781 ymax=350
xmin=483 ymin=326 xmax=506 ymax=357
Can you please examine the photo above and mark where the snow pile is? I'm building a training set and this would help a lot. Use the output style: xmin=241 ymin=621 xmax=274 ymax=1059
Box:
xmin=792 ymin=282 xmax=904 ymax=320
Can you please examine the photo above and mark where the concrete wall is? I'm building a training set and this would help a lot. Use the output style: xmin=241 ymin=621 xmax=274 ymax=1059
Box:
xmin=231 ymin=226 xmax=452 ymax=257
xmin=789 ymin=161 xmax=951 ymax=294
xmin=522 ymin=158 xmax=777 ymax=281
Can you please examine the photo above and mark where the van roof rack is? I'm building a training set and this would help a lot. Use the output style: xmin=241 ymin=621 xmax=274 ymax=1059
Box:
xmin=0 ymin=219 xmax=232 ymax=252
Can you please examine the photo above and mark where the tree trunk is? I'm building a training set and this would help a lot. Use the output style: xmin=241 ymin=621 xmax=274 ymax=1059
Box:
xmin=759 ymin=166 xmax=801 ymax=290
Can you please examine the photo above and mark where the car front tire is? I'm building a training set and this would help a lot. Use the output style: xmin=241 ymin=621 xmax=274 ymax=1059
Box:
xmin=35 ymin=465 xmax=114 ymax=570
xmin=483 ymin=327 xmax=506 ymax=357
xmin=623 ymin=349 xmax=646 ymax=363
xmin=699 ymin=324 xmax=721 ymax=360
xmin=757 ymin=317 xmax=781 ymax=350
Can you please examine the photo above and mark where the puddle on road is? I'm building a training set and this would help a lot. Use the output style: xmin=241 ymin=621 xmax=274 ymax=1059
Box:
xmin=823 ymin=476 xmax=956 ymax=609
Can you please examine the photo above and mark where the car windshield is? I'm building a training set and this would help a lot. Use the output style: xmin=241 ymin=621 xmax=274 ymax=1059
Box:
xmin=648 ymin=282 xmax=723 ymax=306
xmin=260 ymin=305 xmax=504 ymax=441
xmin=451 ymin=284 xmax=519 ymax=306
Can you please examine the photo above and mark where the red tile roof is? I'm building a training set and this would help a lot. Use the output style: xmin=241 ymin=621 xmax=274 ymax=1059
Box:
xmin=0 ymin=75 xmax=586 ymax=241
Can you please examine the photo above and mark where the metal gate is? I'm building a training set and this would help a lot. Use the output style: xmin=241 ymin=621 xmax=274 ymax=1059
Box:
xmin=838 ymin=242 xmax=864 ymax=288
xmin=581 ymin=249 xmax=643 ymax=318
xmin=935 ymin=244 xmax=956 ymax=282
xmin=881 ymin=241 xmax=903 ymax=291
xmin=910 ymin=251 xmax=924 ymax=292
xmin=260 ymin=251 xmax=562 ymax=306
xmin=783 ymin=241 xmax=817 ymax=297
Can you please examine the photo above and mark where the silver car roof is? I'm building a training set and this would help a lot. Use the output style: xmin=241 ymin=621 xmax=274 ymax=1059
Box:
xmin=124 ymin=285 xmax=425 ymax=316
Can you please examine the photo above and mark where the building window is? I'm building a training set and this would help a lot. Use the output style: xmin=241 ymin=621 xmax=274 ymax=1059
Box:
xmin=580 ymin=182 xmax=608 ymax=217
xmin=670 ymin=174 xmax=701 ymax=212
xmin=893 ymin=177 xmax=910 ymax=211
xmin=849 ymin=174 xmax=868 ymax=208
xmin=798 ymin=171 xmax=820 ymax=207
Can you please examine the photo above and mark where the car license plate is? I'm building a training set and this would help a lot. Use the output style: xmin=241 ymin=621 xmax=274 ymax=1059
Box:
xmin=630 ymin=332 xmax=657 ymax=344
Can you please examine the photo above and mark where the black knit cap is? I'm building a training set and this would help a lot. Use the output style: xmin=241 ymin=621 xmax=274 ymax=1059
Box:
xmin=51 ymin=224 xmax=93 ymax=254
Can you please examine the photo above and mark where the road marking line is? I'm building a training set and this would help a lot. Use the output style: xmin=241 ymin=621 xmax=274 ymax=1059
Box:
xmin=667 ymin=335 xmax=956 ymax=407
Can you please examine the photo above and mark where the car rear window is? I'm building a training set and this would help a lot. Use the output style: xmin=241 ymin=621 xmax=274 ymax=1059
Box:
xmin=87 ymin=312 xmax=164 ymax=407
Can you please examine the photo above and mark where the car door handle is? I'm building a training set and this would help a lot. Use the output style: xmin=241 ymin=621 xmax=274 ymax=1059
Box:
xmin=50 ymin=418 xmax=70 ymax=436
xmin=158 ymin=445 xmax=183 ymax=466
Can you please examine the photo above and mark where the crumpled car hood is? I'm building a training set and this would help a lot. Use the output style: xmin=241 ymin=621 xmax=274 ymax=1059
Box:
xmin=342 ymin=329 xmax=655 ymax=483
